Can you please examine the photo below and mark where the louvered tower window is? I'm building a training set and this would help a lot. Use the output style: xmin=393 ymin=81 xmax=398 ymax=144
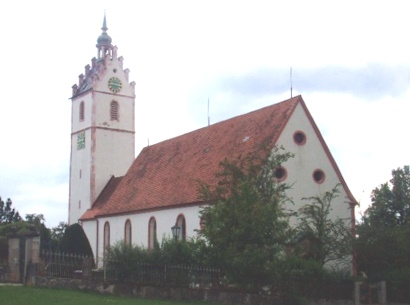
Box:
xmin=79 ymin=101 xmax=85 ymax=121
xmin=110 ymin=101 xmax=119 ymax=121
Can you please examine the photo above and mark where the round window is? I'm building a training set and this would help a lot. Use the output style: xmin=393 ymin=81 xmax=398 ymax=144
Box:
xmin=293 ymin=131 xmax=306 ymax=145
xmin=274 ymin=166 xmax=287 ymax=182
xmin=313 ymin=169 xmax=325 ymax=184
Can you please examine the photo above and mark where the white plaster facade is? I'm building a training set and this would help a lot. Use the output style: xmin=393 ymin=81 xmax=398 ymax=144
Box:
xmin=276 ymin=102 xmax=353 ymax=225
xmin=84 ymin=205 xmax=203 ymax=266
xmin=68 ymin=20 xmax=135 ymax=225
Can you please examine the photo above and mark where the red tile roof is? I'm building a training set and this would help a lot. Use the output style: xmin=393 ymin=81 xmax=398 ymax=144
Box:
xmin=80 ymin=95 xmax=355 ymax=220
xmin=81 ymin=176 xmax=123 ymax=220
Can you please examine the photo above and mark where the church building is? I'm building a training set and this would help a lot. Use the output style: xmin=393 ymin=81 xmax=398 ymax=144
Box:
xmin=68 ymin=17 xmax=357 ymax=267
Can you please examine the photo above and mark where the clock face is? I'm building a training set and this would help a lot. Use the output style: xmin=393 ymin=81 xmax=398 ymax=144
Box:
xmin=77 ymin=132 xmax=85 ymax=150
xmin=108 ymin=77 xmax=122 ymax=93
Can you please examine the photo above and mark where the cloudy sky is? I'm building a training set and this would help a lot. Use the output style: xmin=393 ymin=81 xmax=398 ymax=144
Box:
xmin=0 ymin=0 xmax=409 ymax=228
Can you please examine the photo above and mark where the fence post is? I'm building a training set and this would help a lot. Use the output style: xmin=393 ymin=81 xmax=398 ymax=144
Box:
xmin=379 ymin=281 xmax=386 ymax=305
xmin=354 ymin=281 xmax=361 ymax=305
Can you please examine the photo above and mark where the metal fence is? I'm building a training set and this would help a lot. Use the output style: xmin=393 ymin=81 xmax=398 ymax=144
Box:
xmin=0 ymin=262 xmax=10 ymax=283
xmin=37 ymin=251 xmax=358 ymax=300
xmin=38 ymin=251 xmax=222 ymax=288
xmin=94 ymin=262 xmax=222 ymax=287
xmin=283 ymin=277 xmax=353 ymax=300
xmin=38 ymin=251 xmax=94 ymax=280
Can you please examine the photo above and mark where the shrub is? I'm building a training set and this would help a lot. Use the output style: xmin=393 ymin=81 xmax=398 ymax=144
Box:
xmin=59 ymin=223 xmax=93 ymax=256
xmin=383 ymin=268 xmax=410 ymax=303
xmin=269 ymin=256 xmax=353 ymax=299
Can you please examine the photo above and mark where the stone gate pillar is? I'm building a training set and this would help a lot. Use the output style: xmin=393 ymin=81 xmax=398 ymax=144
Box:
xmin=8 ymin=238 xmax=20 ymax=283
xmin=379 ymin=281 xmax=386 ymax=305
xmin=8 ymin=232 xmax=41 ymax=284
xmin=24 ymin=236 xmax=40 ymax=285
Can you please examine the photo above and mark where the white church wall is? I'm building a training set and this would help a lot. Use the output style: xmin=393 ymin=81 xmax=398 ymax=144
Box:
xmin=94 ymin=57 xmax=135 ymax=98
xmin=71 ymin=93 xmax=93 ymax=133
xmin=91 ymin=205 xmax=203 ymax=264
xmin=82 ymin=220 xmax=97 ymax=259
xmin=276 ymin=102 xmax=352 ymax=224
xmin=152 ymin=205 xmax=203 ymax=243
xmin=92 ymin=91 xmax=135 ymax=131
xmin=69 ymin=94 xmax=93 ymax=224
xmin=92 ymin=128 xmax=134 ymax=203
xmin=69 ymin=138 xmax=91 ymax=224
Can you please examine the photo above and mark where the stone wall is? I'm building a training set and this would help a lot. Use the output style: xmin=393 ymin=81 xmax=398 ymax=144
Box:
xmin=34 ymin=275 xmax=354 ymax=305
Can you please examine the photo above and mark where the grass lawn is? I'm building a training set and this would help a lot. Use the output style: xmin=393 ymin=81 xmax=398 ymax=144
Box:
xmin=0 ymin=285 xmax=220 ymax=305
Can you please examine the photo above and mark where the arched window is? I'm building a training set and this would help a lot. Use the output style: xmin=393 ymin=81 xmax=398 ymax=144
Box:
xmin=103 ymin=221 xmax=110 ymax=263
xmin=110 ymin=101 xmax=119 ymax=121
xmin=124 ymin=219 xmax=132 ymax=246
xmin=199 ymin=216 xmax=205 ymax=231
xmin=79 ymin=101 xmax=85 ymax=121
xmin=176 ymin=214 xmax=186 ymax=241
xmin=148 ymin=217 xmax=157 ymax=249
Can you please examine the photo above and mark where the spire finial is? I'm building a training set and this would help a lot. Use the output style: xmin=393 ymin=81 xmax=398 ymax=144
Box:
xmin=102 ymin=10 xmax=108 ymax=32
xmin=96 ymin=11 xmax=112 ymax=55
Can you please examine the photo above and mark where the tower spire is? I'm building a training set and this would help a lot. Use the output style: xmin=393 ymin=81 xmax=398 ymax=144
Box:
xmin=96 ymin=12 xmax=112 ymax=59
xmin=102 ymin=11 xmax=108 ymax=31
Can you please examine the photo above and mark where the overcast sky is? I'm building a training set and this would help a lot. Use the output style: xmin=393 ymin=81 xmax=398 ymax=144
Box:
xmin=0 ymin=0 xmax=409 ymax=228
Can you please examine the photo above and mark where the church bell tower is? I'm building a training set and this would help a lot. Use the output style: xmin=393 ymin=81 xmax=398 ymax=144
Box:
xmin=68 ymin=15 xmax=135 ymax=224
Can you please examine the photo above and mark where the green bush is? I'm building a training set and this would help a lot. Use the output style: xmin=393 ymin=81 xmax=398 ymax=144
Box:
xmin=103 ymin=237 xmax=355 ymax=297
xmin=104 ymin=241 xmax=150 ymax=282
xmin=159 ymin=238 xmax=201 ymax=265
xmin=268 ymin=257 xmax=353 ymax=299
xmin=0 ymin=221 xmax=37 ymax=238
xmin=106 ymin=237 xmax=208 ymax=267
xmin=382 ymin=268 xmax=410 ymax=303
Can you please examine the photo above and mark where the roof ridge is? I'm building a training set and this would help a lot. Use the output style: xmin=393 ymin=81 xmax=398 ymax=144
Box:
xmin=142 ymin=95 xmax=302 ymax=151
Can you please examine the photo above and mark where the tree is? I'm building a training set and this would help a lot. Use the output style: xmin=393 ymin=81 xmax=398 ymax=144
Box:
xmin=366 ymin=166 xmax=410 ymax=227
xmin=25 ymin=214 xmax=52 ymax=251
xmin=51 ymin=221 xmax=68 ymax=241
xmin=356 ymin=166 xmax=410 ymax=279
xmin=198 ymin=146 xmax=294 ymax=287
xmin=0 ymin=196 xmax=22 ymax=260
xmin=59 ymin=223 xmax=93 ymax=256
xmin=50 ymin=221 xmax=68 ymax=251
xmin=0 ymin=197 xmax=21 ymax=224
xmin=295 ymin=185 xmax=353 ymax=268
